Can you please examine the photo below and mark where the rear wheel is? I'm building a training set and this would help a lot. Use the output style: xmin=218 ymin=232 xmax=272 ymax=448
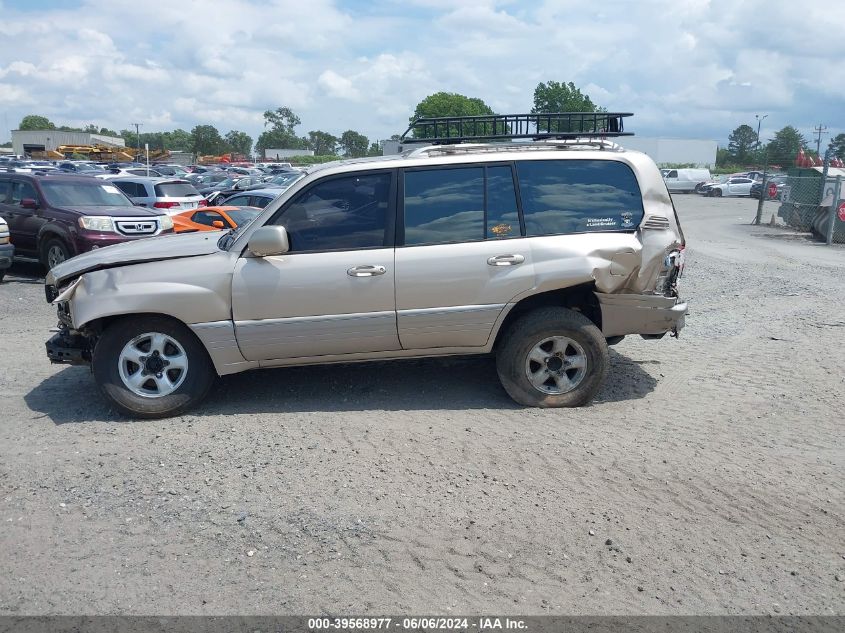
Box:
xmin=496 ymin=307 xmax=608 ymax=408
xmin=93 ymin=316 xmax=215 ymax=418
xmin=41 ymin=238 xmax=70 ymax=270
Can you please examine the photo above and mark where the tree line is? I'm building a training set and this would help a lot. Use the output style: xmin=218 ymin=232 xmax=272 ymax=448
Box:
xmin=722 ymin=123 xmax=845 ymax=168
xmin=12 ymin=81 xmax=603 ymax=160
xmin=18 ymin=82 xmax=842 ymax=166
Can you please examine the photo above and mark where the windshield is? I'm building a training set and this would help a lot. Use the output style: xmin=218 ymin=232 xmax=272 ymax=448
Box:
xmin=41 ymin=181 xmax=133 ymax=207
xmin=215 ymin=178 xmax=238 ymax=189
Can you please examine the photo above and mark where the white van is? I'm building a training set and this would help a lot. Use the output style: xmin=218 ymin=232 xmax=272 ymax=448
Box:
xmin=663 ymin=168 xmax=712 ymax=193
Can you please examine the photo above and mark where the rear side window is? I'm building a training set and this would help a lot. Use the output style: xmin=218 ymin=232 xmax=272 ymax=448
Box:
xmin=0 ymin=179 xmax=10 ymax=202
xmin=402 ymin=165 xmax=521 ymax=245
xmin=154 ymin=183 xmax=200 ymax=197
xmin=252 ymin=196 xmax=273 ymax=209
xmin=516 ymin=160 xmax=644 ymax=234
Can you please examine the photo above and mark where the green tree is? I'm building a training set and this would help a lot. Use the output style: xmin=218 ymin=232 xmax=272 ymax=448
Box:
xmin=366 ymin=142 xmax=381 ymax=157
xmin=531 ymin=81 xmax=604 ymax=132
xmin=99 ymin=127 xmax=119 ymax=137
xmin=190 ymin=125 xmax=226 ymax=155
xmin=727 ymin=124 xmax=758 ymax=164
xmin=829 ymin=133 xmax=845 ymax=160
xmin=18 ymin=114 xmax=55 ymax=130
xmin=410 ymin=92 xmax=495 ymax=139
xmin=765 ymin=126 xmax=808 ymax=165
xmin=307 ymin=130 xmax=338 ymax=156
xmin=339 ymin=130 xmax=369 ymax=157
xmin=162 ymin=129 xmax=191 ymax=151
xmin=256 ymin=106 xmax=307 ymax=152
xmin=224 ymin=130 xmax=253 ymax=156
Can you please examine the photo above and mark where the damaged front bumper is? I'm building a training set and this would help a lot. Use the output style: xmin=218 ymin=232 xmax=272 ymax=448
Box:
xmin=46 ymin=329 xmax=93 ymax=365
xmin=596 ymin=292 xmax=688 ymax=339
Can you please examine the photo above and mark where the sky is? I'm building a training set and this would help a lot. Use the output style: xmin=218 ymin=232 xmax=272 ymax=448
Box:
xmin=0 ymin=0 xmax=843 ymax=150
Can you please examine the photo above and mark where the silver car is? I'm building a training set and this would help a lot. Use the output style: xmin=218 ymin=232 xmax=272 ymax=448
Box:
xmin=108 ymin=177 xmax=207 ymax=213
xmin=44 ymin=122 xmax=687 ymax=419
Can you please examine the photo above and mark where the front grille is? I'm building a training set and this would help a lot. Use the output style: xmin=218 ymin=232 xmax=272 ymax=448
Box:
xmin=115 ymin=218 xmax=158 ymax=236
xmin=641 ymin=215 xmax=671 ymax=230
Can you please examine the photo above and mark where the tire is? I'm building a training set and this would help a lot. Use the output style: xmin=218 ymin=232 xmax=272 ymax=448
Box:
xmin=496 ymin=307 xmax=609 ymax=408
xmin=0 ymin=270 xmax=5 ymax=283
xmin=41 ymin=237 xmax=71 ymax=270
xmin=712 ymin=188 xmax=722 ymax=197
xmin=92 ymin=315 xmax=215 ymax=419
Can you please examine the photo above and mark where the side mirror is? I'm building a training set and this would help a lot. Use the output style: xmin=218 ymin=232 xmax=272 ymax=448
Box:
xmin=248 ymin=226 xmax=289 ymax=257
xmin=212 ymin=220 xmax=225 ymax=229
xmin=21 ymin=198 xmax=38 ymax=209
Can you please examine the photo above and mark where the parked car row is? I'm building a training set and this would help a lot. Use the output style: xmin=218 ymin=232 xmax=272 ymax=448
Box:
xmin=0 ymin=171 xmax=283 ymax=271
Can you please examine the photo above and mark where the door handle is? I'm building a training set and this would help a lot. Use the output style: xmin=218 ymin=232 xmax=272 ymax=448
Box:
xmin=347 ymin=265 xmax=386 ymax=277
xmin=487 ymin=254 xmax=525 ymax=266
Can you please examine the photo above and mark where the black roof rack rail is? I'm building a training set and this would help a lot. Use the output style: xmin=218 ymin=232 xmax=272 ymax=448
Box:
xmin=401 ymin=112 xmax=633 ymax=144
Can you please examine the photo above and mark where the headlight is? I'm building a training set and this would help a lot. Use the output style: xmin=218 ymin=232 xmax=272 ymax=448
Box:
xmin=159 ymin=215 xmax=174 ymax=231
xmin=78 ymin=216 xmax=116 ymax=232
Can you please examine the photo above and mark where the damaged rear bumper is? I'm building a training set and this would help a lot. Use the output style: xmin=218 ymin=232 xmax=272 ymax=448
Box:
xmin=596 ymin=292 xmax=688 ymax=338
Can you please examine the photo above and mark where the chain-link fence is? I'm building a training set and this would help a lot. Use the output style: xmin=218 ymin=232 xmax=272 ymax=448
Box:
xmin=777 ymin=171 xmax=845 ymax=244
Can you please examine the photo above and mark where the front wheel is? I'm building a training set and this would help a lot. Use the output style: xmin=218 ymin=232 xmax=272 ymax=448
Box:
xmin=496 ymin=307 xmax=609 ymax=408
xmin=41 ymin=238 xmax=71 ymax=270
xmin=93 ymin=316 xmax=215 ymax=418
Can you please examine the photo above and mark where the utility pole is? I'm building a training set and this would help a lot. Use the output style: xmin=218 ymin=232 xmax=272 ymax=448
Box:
xmin=814 ymin=124 xmax=828 ymax=155
xmin=755 ymin=114 xmax=768 ymax=152
xmin=131 ymin=122 xmax=142 ymax=160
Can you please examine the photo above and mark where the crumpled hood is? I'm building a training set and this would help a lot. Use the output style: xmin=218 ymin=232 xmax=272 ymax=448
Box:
xmin=48 ymin=230 xmax=225 ymax=286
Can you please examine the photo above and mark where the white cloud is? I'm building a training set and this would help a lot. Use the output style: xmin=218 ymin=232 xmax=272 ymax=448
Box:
xmin=0 ymin=0 xmax=841 ymax=147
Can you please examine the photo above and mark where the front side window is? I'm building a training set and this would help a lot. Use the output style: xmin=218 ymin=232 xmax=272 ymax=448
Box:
xmin=516 ymin=160 xmax=644 ymax=234
xmin=272 ymin=172 xmax=391 ymax=252
xmin=0 ymin=179 xmax=11 ymax=203
xmin=11 ymin=181 xmax=38 ymax=205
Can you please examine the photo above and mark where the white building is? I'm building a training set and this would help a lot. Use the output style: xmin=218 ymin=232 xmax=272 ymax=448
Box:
xmin=12 ymin=130 xmax=125 ymax=155
xmin=264 ymin=149 xmax=314 ymax=159
xmin=615 ymin=137 xmax=717 ymax=168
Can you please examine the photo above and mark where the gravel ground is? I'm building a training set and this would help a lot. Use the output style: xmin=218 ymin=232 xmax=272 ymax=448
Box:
xmin=0 ymin=196 xmax=843 ymax=616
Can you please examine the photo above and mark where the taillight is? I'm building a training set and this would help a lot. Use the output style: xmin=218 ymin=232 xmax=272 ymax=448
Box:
xmin=198 ymin=199 xmax=208 ymax=207
xmin=153 ymin=201 xmax=180 ymax=209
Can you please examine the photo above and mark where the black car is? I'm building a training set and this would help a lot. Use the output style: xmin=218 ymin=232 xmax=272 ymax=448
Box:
xmin=750 ymin=175 xmax=787 ymax=199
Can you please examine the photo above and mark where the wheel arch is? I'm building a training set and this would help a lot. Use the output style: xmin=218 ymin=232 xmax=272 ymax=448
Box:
xmin=492 ymin=282 xmax=602 ymax=350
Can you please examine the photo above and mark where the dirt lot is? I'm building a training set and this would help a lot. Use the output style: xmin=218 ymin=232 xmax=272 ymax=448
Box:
xmin=0 ymin=196 xmax=843 ymax=616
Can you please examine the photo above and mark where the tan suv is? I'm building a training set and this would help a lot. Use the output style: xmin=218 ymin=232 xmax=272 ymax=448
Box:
xmin=43 ymin=113 xmax=687 ymax=419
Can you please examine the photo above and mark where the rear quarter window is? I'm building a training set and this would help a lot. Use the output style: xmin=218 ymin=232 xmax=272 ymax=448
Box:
xmin=516 ymin=159 xmax=644 ymax=234
xmin=154 ymin=183 xmax=201 ymax=197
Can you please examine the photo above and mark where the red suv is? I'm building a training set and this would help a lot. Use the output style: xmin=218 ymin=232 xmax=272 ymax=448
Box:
xmin=0 ymin=172 xmax=173 ymax=269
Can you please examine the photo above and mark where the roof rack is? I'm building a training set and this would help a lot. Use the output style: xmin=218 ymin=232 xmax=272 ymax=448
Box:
xmin=401 ymin=112 xmax=633 ymax=144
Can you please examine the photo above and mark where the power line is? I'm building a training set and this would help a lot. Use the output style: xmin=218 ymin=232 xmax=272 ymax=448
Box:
xmin=813 ymin=124 xmax=828 ymax=155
